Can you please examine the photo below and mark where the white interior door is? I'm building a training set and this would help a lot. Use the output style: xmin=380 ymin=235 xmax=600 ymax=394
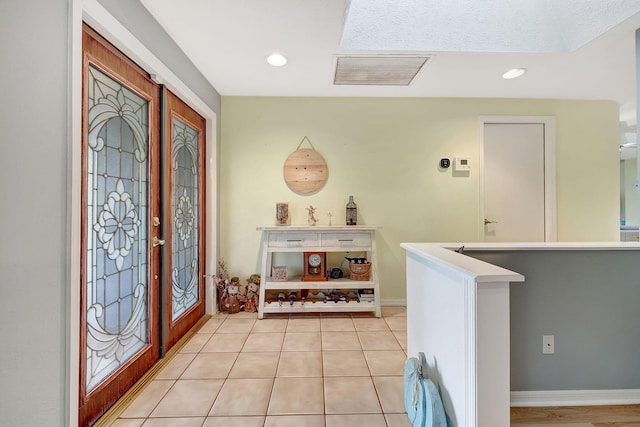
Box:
xmin=482 ymin=122 xmax=546 ymax=242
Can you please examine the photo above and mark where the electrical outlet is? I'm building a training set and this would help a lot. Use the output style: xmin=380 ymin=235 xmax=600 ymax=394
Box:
xmin=543 ymin=335 xmax=555 ymax=354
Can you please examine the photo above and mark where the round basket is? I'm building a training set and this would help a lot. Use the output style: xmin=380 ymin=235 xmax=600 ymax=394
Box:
xmin=349 ymin=262 xmax=371 ymax=281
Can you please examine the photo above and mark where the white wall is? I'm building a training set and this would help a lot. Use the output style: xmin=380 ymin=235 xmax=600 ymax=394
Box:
xmin=0 ymin=0 xmax=69 ymax=425
xmin=221 ymin=97 xmax=620 ymax=301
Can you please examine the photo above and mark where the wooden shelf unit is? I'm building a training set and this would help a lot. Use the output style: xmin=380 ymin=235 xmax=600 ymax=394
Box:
xmin=256 ymin=226 xmax=381 ymax=319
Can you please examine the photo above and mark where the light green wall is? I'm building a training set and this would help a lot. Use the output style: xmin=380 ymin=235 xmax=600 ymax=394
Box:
xmin=220 ymin=97 xmax=619 ymax=301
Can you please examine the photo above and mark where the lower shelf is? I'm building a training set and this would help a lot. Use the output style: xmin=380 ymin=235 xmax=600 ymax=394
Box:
xmin=262 ymin=299 xmax=376 ymax=314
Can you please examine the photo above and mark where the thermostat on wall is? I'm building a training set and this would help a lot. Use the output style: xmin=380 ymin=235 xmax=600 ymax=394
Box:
xmin=454 ymin=157 xmax=471 ymax=171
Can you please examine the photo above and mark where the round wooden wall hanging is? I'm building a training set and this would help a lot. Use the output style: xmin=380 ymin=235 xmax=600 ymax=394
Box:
xmin=283 ymin=136 xmax=329 ymax=194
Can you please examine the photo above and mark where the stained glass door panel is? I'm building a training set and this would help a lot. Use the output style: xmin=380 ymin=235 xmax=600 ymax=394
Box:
xmin=80 ymin=27 xmax=160 ymax=427
xmin=162 ymin=89 xmax=206 ymax=352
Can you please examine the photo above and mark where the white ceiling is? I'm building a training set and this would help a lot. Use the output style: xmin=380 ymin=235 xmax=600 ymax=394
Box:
xmin=140 ymin=0 xmax=640 ymax=129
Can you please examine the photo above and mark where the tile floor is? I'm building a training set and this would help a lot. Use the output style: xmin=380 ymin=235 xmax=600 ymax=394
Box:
xmin=110 ymin=306 xmax=410 ymax=427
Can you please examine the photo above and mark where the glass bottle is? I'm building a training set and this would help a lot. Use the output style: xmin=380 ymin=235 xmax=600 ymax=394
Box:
xmin=288 ymin=291 xmax=297 ymax=306
xmin=346 ymin=195 xmax=357 ymax=225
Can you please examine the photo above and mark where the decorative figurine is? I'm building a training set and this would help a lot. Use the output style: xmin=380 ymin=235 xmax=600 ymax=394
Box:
xmin=244 ymin=274 xmax=260 ymax=313
xmin=327 ymin=212 xmax=333 ymax=226
xmin=306 ymin=205 xmax=318 ymax=226
xmin=227 ymin=277 xmax=240 ymax=314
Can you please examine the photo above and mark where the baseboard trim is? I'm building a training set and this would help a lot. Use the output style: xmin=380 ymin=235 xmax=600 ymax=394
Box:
xmin=511 ymin=389 xmax=640 ymax=407
xmin=381 ymin=299 xmax=406 ymax=306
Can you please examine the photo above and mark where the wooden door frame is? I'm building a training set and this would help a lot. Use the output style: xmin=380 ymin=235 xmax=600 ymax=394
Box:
xmin=68 ymin=2 xmax=218 ymax=425
xmin=478 ymin=116 xmax=557 ymax=242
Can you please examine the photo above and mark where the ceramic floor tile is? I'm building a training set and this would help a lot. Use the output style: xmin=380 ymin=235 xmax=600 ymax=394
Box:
xmin=203 ymin=416 xmax=265 ymax=427
xmin=364 ymin=350 xmax=407 ymax=376
xmin=155 ymin=353 xmax=196 ymax=380
xmin=264 ymin=415 xmax=325 ymax=427
xmin=324 ymin=376 xmax=382 ymax=414
xmin=216 ymin=318 xmax=256 ymax=333
xmin=267 ymin=377 xmax=324 ymax=415
xmin=353 ymin=317 xmax=391 ymax=331
xmin=320 ymin=317 xmax=355 ymax=331
xmin=201 ymin=333 xmax=248 ymax=352
xmin=385 ymin=413 xmax=413 ymax=427
xmin=282 ymin=332 xmax=322 ymax=351
xmin=325 ymin=414 xmax=388 ymax=427
xmin=322 ymin=350 xmax=370 ymax=377
xmin=198 ymin=317 xmax=226 ymax=334
xmin=180 ymin=352 xmax=238 ymax=379
xmin=141 ymin=417 xmax=205 ymax=427
xmin=111 ymin=419 xmax=144 ymax=427
xmin=285 ymin=317 xmax=320 ymax=332
xmin=252 ymin=318 xmax=288 ymax=333
xmin=179 ymin=333 xmax=212 ymax=353
xmin=120 ymin=380 xmax=174 ymax=418
xmin=228 ymin=351 xmax=280 ymax=378
xmin=150 ymin=379 xmax=224 ymax=417
xmin=276 ymin=351 xmax=323 ymax=377
xmin=228 ymin=311 xmax=258 ymax=319
xmin=393 ymin=330 xmax=408 ymax=350
xmin=384 ymin=316 xmax=407 ymax=331
xmin=209 ymin=378 xmax=273 ymax=416
xmin=373 ymin=376 xmax=406 ymax=413
xmin=381 ymin=306 xmax=407 ymax=317
xmin=321 ymin=331 xmax=362 ymax=351
xmin=358 ymin=331 xmax=402 ymax=350
xmin=242 ymin=332 xmax=285 ymax=352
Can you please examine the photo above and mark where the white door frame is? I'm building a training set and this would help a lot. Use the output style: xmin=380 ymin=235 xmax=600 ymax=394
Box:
xmin=478 ymin=116 xmax=557 ymax=242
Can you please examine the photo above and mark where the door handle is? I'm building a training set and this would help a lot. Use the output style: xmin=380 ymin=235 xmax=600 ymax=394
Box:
xmin=153 ymin=216 xmax=161 ymax=227
xmin=484 ymin=218 xmax=498 ymax=225
xmin=153 ymin=236 xmax=166 ymax=247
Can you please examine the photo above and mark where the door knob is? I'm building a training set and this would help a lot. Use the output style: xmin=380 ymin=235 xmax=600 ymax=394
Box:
xmin=484 ymin=218 xmax=498 ymax=225
xmin=152 ymin=236 xmax=166 ymax=247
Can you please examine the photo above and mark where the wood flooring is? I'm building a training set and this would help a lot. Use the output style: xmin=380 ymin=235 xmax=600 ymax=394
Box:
xmin=511 ymin=405 xmax=640 ymax=426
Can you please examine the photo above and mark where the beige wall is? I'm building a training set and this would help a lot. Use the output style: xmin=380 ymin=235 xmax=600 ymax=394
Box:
xmin=220 ymin=97 xmax=619 ymax=301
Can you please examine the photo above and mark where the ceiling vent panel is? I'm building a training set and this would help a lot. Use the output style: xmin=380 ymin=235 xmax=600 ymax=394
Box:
xmin=333 ymin=55 xmax=431 ymax=86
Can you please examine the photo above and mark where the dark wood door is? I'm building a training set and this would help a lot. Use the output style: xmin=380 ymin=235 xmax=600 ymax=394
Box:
xmin=161 ymin=88 xmax=206 ymax=352
xmin=79 ymin=26 xmax=161 ymax=426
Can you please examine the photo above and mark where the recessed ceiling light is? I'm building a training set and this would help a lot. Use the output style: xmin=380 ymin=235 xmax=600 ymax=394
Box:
xmin=267 ymin=53 xmax=287 ymax=67
xmin=502 ymin=68 xmax=527 ymax=79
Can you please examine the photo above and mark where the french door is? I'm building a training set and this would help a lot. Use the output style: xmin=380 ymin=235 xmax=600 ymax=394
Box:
xmin=80 ymin=26 xmax=206 ymax=425
xmin=161 ymin=88 xmax=206 ymax=352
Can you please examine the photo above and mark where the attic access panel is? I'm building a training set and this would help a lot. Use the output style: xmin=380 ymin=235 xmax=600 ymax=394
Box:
xmin=334 ymin=55 xmax=430 ymax=86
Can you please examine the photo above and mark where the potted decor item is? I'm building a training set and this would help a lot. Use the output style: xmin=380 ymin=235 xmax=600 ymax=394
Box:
xmin=214 ymin=259 xmax=230 ymax=313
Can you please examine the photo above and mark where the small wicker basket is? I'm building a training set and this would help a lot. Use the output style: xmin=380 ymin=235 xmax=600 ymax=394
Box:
xmin=349 ymin=262 xmax=371 ymax=281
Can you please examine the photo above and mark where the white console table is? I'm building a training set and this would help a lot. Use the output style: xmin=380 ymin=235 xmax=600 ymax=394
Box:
xmin=401 ymin=243 xmax=524 ymax=427
xmin=257 ymin=226 xmax=381 ymax=319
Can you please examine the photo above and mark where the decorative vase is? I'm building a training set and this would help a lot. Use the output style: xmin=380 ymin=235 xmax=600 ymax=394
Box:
xmin=346 ymin=196 xmax=357 ymax=225
xmin=276 ymin=202 xmax=289 ymax=226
